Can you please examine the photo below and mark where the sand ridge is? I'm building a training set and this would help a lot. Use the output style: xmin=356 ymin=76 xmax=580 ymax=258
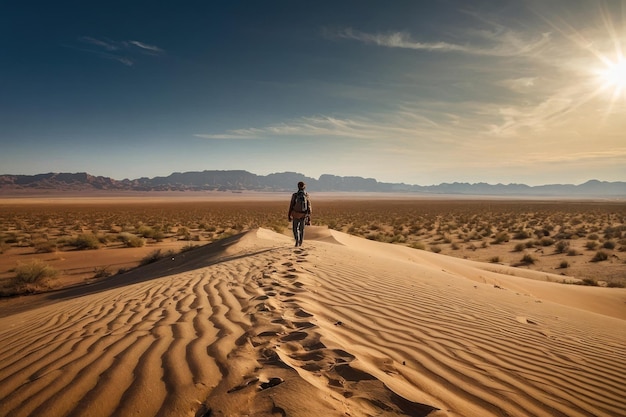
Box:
xmin=0 ymin=227 xmax=624 ymax=416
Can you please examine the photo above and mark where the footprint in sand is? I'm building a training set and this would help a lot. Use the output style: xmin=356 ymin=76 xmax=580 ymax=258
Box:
xmin=259 ymin=377 xmax=284 ymax=390
xmin=516 ymin=316 xmax=538 ymax=325
xmin=295 ymin=308 xmax=313 ymax=318
xmin=293 ymin=321 xmax=316 ymax=330
xmin=280 ymin=331 xmax=308 ymax=342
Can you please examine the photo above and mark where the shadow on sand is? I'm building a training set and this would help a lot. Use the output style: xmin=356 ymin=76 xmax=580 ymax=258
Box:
xmin=0 ymin=231 xmax=275 ymax=318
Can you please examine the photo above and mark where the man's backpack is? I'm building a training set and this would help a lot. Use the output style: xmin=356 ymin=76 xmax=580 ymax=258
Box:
xmin=294 ymin=190 xmax=308 ymax=213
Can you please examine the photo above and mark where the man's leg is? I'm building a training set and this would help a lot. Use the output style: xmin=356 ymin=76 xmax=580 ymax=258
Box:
xmin=297 ymin=218 xmax=305 ymax=245
xmin=292 ymin=219 xmax=299 ymax=245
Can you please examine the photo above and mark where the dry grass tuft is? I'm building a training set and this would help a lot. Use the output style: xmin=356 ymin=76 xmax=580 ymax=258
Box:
xmin=1 ymin=260 xmax=59 ymax=296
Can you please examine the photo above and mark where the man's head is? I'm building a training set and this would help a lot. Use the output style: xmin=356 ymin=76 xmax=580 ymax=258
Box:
xmin=297 ymin=181 xmax=306 ymax=190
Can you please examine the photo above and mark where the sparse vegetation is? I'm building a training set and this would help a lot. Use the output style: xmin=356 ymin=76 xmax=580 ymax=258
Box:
xmin=602 ymin=240 xmax=616 ymax=250
xmin=591 ymin=251 xmax=609 ymax=262
xmin=555 ymin=240 xmax=569 ymax=254
xmin=68 ymin=233 xmax=101 ymax=250
xmin=93 ymin=266 xmax=112 ymax=278
xmin=140 ymin=249 xmax=174 ymax=265
xmin=34 ymin=240 xmax=57 ymax=253
xmin=119 ymin=232 xmax=145 ymax=248
xmin=519 ymin=254 xmax=536 ymax=265
xmin=1 ymin=260 xmax=60 ymax=295
xmin=1 ymin=199 xmax=625 ymax=292
xmin=493 ymin=232 xmax=510 ymax=244
xmin=513 ymin=243 xmax=526 ymax=252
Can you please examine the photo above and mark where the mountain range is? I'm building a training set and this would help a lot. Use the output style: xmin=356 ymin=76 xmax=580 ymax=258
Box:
xmin=0 ymin=171 xmax=625 ymax=197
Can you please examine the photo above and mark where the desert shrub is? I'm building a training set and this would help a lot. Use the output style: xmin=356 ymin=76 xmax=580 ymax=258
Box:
xmin=430 ymin=245 xmax=442 ymax=253
xmin=93 ymin=266 xmax=112 ymax=278
xmin=450 ymin=242 xmax=461 ymax=250
xmin=520 ymin=254 xmax=536 ymax=265
xmin=567 ymin=249 xmax=578 ymax=256
xmin=410 ymin=242 xmax=426 ymax=250
xmin=607 ymin=281 xmax=625 ymax=288
xmin=177 ymin=227 xmax=191 ymax=240
xmin=68 ymin=233 xmax=101 ymax=250
xmin=97 ymin=234 xmax=114 ymax=244
xmin=602 ymin=240 xmax=616 ymax=250
xmin=137 ymin=225 xmax=165 ymax=241
xmin=492 ymin=232 xmax=509 ymax=244
xmin=118 ymin=232 xmax=145 ymax=248
xmin=587 ymin=233 xmax=599 ymax=240
xmin=539 ymin=237 xmax=555 ymax=247
xmin=555 ymin=240 xmax=570 ymax=254
xmin=327 ymin=220 xmax=339 ymax=230
xmin=554 ymin=231 xmax=573 ymax=240
xmin=34 ymin=240 xmax=57 ymax=253
xmin=585 ymin=241 xmax=599 ymax=250
xmin=591 ymin=251 xmax=609 ymax=262
xmin=513 ymin=230 xmax=531 ymax=240
xmin=603 ymin=227 xmax=621 ymax=239
xmin=388 ymin=234 xmax=406 ymax=244
xmin=140 ymin=249 xmax=167 ymax=265
xmin=513 ymin=243 xmax=526 ymax=252
xmin=14 ymin=260 xmax=58 ymax=285
xmin=558 ymin=260 xmax=569 ymax=269
xmin=489 ymin=256 xmax=501 ymax=263
xmin=579 ymin=278 xmax=598 ymax=286
xmin=366 ymin=233 xmax=384 ymax=242
xmin=180 ymin=243 xmax=196 ymax=253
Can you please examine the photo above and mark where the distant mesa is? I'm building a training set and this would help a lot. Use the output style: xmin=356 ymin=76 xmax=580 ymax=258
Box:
xmin=0 ymin=171 xmax=624 ymax=197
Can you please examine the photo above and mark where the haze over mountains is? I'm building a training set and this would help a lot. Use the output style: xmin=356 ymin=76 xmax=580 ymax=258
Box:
xmin=1 ymin=171 xmax=625 ymax=197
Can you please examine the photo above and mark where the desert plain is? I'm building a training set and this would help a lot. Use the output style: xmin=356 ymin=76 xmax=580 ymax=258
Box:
xmin=0 ymin=193 xmax=625 ymax=417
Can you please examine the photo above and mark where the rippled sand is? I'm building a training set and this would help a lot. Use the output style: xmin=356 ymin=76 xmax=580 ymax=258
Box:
xmin=1 ymin=227 xmax=624 ymax=416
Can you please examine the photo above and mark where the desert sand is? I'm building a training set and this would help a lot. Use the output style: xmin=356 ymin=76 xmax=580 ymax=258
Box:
xmin=0 ymin=226 xmax=624 ymax=417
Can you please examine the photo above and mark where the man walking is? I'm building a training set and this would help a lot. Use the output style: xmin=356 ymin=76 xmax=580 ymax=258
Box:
xmin=288 ymin=181 xmax=312 ymax=247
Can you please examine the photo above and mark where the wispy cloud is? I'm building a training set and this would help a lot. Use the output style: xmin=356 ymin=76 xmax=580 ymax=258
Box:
xmin=195 ymin=116 xmax=387 ymax=140
xmin=333 ymin=28 xmax=471 ymax=53
xmin=195 ymin=108 xmax=477 ymax=145
xmin=525 ymin=148 xmax=626 ymax=164
xmin=498 ymin=77 xmax=538 ymax=93
xmin=76 ymin=36 xmax=165 ymax=66
xmin=331 ymin=27 xmax=551 ymax=57
xmin=128 ymin=40 xmax=163 ymax=53
xmin=80 ymin=36 xmax=119 ymax=51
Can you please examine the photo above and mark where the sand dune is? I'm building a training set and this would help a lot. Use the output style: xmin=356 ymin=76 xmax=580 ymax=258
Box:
xmin=0 ymin=227 xmax=624 ymax=417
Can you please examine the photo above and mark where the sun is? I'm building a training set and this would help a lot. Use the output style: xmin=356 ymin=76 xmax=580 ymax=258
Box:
xmin=598 ymin=55 xmax=626 ymax=97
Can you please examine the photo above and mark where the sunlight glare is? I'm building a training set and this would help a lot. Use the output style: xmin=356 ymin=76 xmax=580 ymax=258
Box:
xmin=598 ymin=56 xmax=626 ymax=96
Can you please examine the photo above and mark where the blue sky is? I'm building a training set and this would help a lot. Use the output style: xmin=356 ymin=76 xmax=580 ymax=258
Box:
xmin=1 ymin=0 xmax=625 ymax=186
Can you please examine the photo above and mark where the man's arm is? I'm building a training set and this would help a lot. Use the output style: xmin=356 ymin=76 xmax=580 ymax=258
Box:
xmin=288 ymin=194 xmax=295 ymax=220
